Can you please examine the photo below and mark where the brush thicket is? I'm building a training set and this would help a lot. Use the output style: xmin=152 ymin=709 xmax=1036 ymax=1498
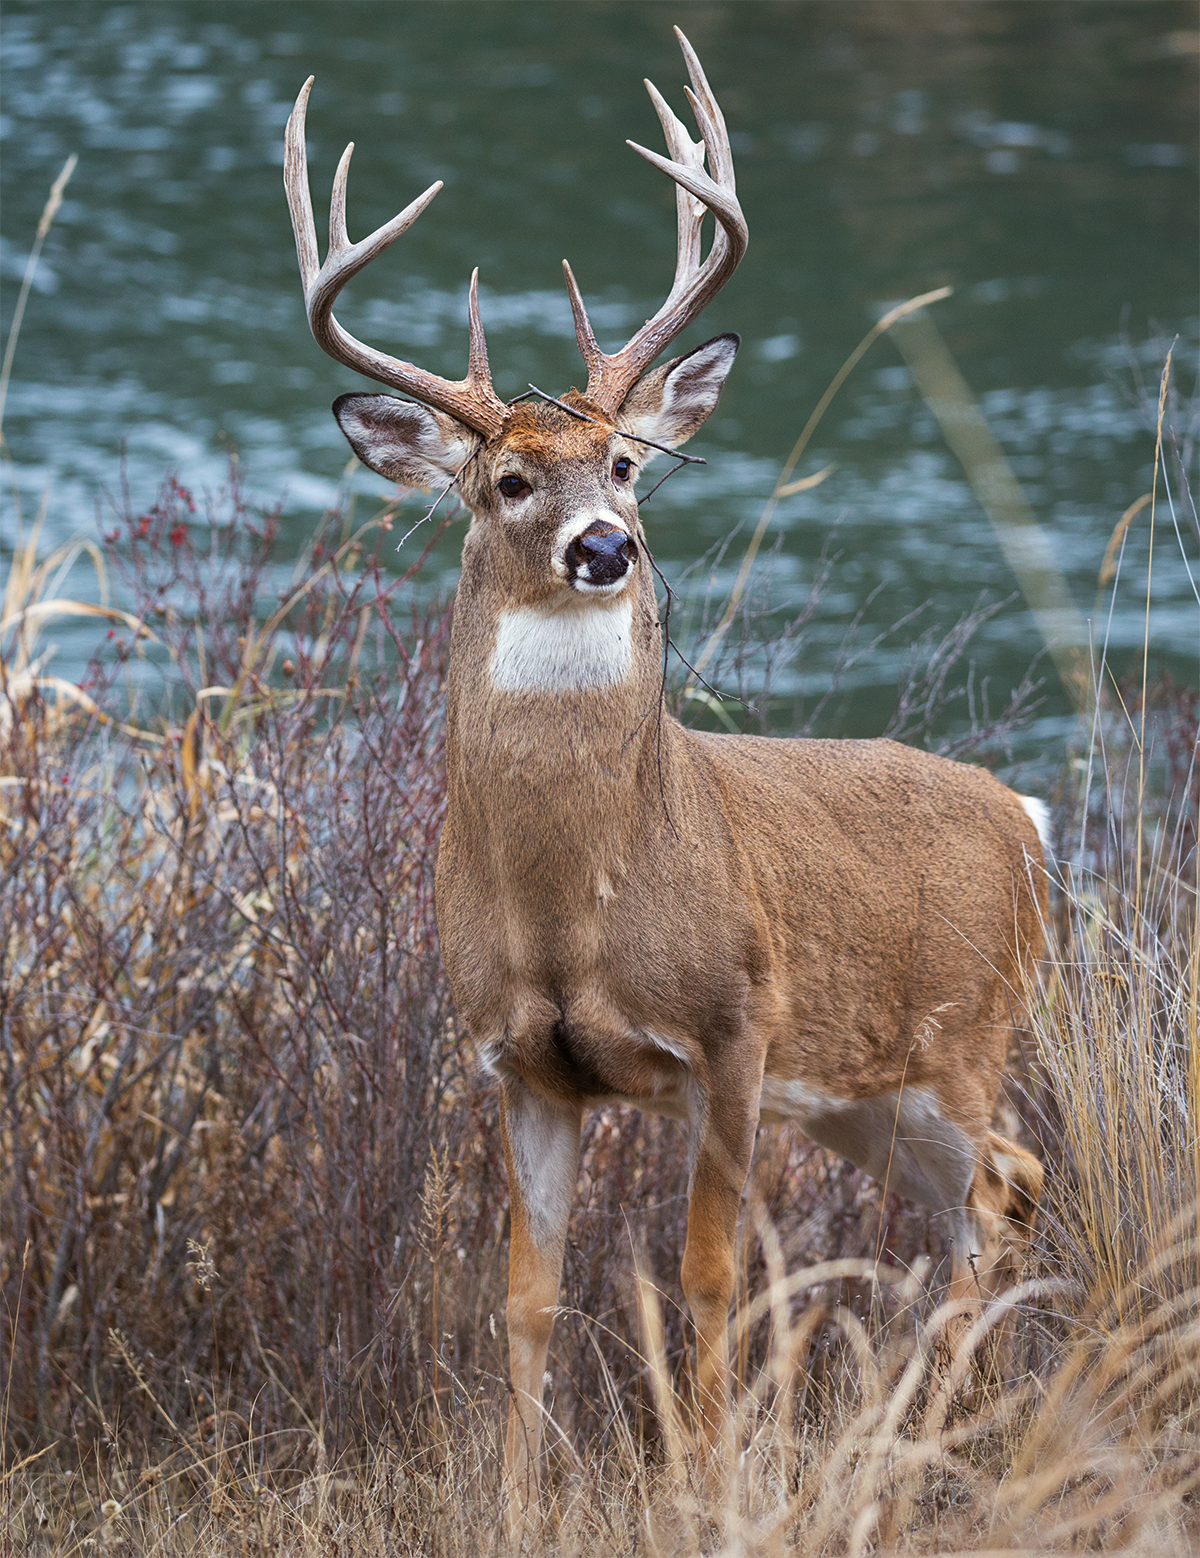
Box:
xmin=3 ymin=437 xmax=1198 ymax=1553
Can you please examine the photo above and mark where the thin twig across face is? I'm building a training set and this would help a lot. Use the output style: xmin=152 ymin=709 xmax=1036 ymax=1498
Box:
xmin=638 ymin=457 xmax=694 ymax=508
xmin=524 ymin=384 xmax=706 ymax=468
xmin=395 ymin=449 xmax=481 ymax=550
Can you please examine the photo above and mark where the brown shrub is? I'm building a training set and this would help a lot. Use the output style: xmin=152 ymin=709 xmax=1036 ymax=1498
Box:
xmin=0 ymin=474 xmax=1004 ymax=1470
xmin=3 ymin=472 xmax=1197 ymax=1556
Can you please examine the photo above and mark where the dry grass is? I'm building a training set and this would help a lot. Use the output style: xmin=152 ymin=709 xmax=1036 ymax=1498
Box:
xmin=3 ymin=116 xmax=1197 ymax=1558
xmin=3 ymin=432 xmax=1199 ymax=1553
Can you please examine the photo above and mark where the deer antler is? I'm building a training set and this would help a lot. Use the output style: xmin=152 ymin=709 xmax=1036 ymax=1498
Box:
xmin=563 ymin=27 xmax=748 ymax=418
xmin=284 ymin=77 xmax=507 ymax=439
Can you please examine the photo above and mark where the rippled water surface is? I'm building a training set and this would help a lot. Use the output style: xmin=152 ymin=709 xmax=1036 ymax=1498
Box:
xmin=3 ymin=1 xmax=1197 ymax=754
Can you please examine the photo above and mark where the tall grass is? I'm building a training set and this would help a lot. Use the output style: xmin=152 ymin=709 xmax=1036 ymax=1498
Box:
xmin=3 ymin=405 xmax=1198 ymax=1552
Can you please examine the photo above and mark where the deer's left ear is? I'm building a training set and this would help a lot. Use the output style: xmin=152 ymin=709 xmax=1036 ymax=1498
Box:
xmin=617 ymin=333 xmax=739 ymax=453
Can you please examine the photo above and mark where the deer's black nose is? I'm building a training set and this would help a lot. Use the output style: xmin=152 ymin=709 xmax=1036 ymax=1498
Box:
xmin=566 ymin=520 xmax=636 ymax=588
xmin=581 ymin=529 xmax=628 ymax=560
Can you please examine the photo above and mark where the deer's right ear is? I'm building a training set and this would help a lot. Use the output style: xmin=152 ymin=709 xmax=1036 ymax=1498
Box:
xmin=333 ymin=394 xmax=477 ymax=489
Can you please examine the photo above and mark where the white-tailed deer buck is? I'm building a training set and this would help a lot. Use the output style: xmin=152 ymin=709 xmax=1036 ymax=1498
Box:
xmin=285 ymin=27 xmax=1047 ymax=1514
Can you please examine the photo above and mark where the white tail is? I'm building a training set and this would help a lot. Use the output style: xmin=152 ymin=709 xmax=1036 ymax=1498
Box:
xmin=286 ymin=28 xmax=1046 ymax=1523
xmin=1020 ymin=794 xmax=1053 ymax=855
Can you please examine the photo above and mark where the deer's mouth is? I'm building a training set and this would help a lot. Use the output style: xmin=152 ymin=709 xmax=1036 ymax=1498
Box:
xmin=560 ymin=518 xmax=637 ymax=594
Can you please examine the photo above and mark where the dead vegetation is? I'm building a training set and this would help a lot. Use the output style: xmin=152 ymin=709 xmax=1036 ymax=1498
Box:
xmin=2 ymin=443 xmax=1198 ymax=1554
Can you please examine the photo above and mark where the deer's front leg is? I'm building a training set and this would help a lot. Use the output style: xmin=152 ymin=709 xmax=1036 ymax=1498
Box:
xmin=500 ymin=1078 xmax=582 ymax=1519
xmin=681 ymin=1076 xmax=759 ymax=1459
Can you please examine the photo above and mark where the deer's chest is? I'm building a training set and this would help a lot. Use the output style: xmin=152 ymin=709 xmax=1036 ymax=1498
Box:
xmin=437 ymin=857 xmax=753 ymax=1108
xmin=435 ymin=751 xmax=761 ymax=1106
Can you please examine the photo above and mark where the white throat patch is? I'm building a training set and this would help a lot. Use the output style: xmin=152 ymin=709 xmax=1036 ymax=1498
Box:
xmin=490 ymin=598 xmax=633 ymax=693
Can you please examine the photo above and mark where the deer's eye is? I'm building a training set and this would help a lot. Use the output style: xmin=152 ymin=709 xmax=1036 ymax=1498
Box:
xmin=497 ymin=474 xmax=531 ymax=500
xmin=612 ymin=458 xmax=633 ymax=483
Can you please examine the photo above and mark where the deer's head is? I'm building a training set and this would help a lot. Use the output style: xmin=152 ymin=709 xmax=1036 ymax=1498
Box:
xmin=284 ymin=28 xmax=746 ymax=615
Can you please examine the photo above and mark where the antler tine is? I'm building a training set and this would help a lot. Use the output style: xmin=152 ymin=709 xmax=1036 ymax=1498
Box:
xmin=675 ymin=25 xmax=734 ymax=187
xmin=561 ymin=258 xmax=605 ymax=400
xmin=283 ymin=79 xmax=507 ymax=440
xmin=329 ymin=139 xmax=355 ymax=255
xmin=643 ymin=77 xmax=706 ymax=295
xmin=466 ymin=268 xmax=492 ymax=385
xmin=284 ymin=77 xmax=321 ymax=294
xmin=564 ymin=30 xmax=748 ymax=417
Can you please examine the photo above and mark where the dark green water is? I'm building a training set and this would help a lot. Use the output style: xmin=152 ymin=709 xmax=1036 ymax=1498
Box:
xmin=2 ymin=2 xmax=1197 ymax=760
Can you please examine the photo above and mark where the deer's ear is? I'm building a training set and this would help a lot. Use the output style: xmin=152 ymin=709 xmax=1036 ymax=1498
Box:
xmin=617 ymin=333 xmax=739 ymax=454
xmin=333 ymin=394 xmax=477 ymax=489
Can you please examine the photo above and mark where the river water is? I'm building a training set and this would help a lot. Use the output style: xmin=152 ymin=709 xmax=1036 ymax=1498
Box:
xmin=2 ymin=2 xmax=1196 ymax=761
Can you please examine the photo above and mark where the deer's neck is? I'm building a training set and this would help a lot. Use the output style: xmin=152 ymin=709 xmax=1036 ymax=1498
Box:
xmin=444 ymin=566 xmax=677 ymax=839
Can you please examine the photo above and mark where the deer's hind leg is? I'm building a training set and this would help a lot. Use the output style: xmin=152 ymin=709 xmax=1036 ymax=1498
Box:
xmin=942 ymin=1129 xmax=1044 ymax=1384
xmin=918 ymin=1125 xmax=1041 ymax=1426
xmin=798 ymin=1085 xmax=1042 ymax=1383
xmin=959 ymin=1130 xmax=1044 ymax=1298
